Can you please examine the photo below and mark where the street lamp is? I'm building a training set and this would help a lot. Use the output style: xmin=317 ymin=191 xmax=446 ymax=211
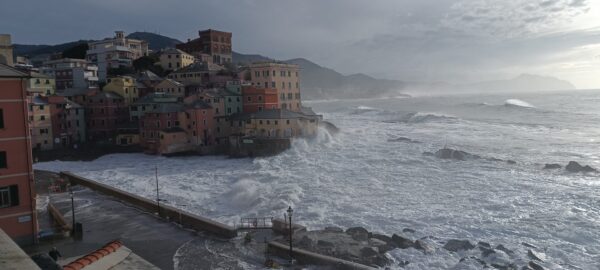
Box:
xmin=69 ymin=187 xmax=75 ymax=236
xmin=287 ymin=206 xmax=293 ymax=263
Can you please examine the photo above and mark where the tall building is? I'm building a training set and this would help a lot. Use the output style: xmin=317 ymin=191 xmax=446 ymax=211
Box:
xmin=247 ymin=62 xmax=302 ymax=111
xmin=86 ymin=31 xmax=149 ymax=82
xmin=40 ymin=58 xmax=98 ymax=90
xmin=176 ymin=29 xmax=232 ymax=65
xmin=27 ymin=96 xmax=53 ymax=151
xmin=0 ymin=34 xmax=14 ymax=66
xmin=0 ymin=64 xmax=37 ymax=245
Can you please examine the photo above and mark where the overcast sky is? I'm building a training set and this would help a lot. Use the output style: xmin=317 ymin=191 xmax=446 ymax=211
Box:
xmin=2 ymin=0 xmax=599 ymax=88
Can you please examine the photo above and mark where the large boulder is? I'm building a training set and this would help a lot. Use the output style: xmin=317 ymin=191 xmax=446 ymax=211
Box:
xmin=495 ymin=244 xmax=514 ymax=255
xmin=371 ymin=233 xmax=394 ymax=245
xmin=565 ymin=161 xmax=597 ymax=173
xmin=527 ymin=250 xmax=545 ymax=261
xmin=443 ymin=239 xmax=475 ymax=252
xmin=527 ymin=261 xmax=545 ymax=270
xmin=324 ymin=226 xmax=344 ymax=233
xmin=413 ymin=239 xmax=435 ymax=254
xmin=346 ymin=227 xmax=369 ymax=241
xmin=392 ymin=233 xmax=414 ymax=249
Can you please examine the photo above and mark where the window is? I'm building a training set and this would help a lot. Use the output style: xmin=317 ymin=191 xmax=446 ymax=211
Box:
xmin=266 ymin=120 xmax=270 ymax=125
xmin=271 ymin=82 xmax=275 ymax=88
xmin=40 ymin=115 xmax=46 ymax=121
xmin=259 ymin=120 xmax=263 ymax=124
xmin=0 ymin=109 xmax=4 ymax=128
xmin=247 ymin=96 xmax=252 ymax=102
xmin=258 ymin=106 xmax=263 ymax=112
xmin=258 ymin=96 xmax=263 ymax=101
xmin=0 ymin=185 xmax=19 ymax=208
xmin=286 ymin=120 xmax=290 ymax=124
xmin=0 ymin=151 xmax=6 ymax=168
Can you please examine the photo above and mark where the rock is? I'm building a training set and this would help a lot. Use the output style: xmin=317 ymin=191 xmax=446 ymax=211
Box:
xmin=543 ymin=163 xmax=561 ymax=169
xmin=297 ymin=235 xmax=314 ymax=248
xmin=481 ymin=247 xmax=496 ymax=257
xmin=392 ymin=233 xmax=414 ymax=249
xmin=360 ymin=246 xmax=379 ymax=257
xmin=435 ymin=148 xmax=470 ymax=161
xmin=423 ymin=151 xmax=434 ymax=156
xmin=565 ymin=161 xmax=597 ymax=173
xmin=506 ymin=160 xmax=517 ymax=165
xmin=528 ymin=261 xmax=545 ymax=270
xmin=527 ymin=249 xmax=545 ymax=261
xmin=413 ymin=239 xmax=435 ymax=254
xmin=402 ymin=228 xmax=416 ymax=234
xmin=495 ymin=244 xmax=514 ymax=255
xmin=346 ymin=227 xmax=369 ymax=241
xmin=443 ymin=239 xmax=475 ymax=252
xmin=459 ymin=256 xmax=487 ymax=267
xmin=491 ymin=263 xmax=517 ymax=270
xmin=324 ymin=226 xmax=344 ymax=233
xmin=370 ymin=239 xmax=395 ymax=254
xmin=317 ymin=239 xmax=335 ymax=248
xmin=478 ymin=241 xmax=492 ymax=248
xmin=371 ymin=233 xmax=394 ymax=245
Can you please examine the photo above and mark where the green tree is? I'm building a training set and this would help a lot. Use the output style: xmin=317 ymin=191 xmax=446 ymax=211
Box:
xmin=62 ymin=43 xmax=89 ymax=59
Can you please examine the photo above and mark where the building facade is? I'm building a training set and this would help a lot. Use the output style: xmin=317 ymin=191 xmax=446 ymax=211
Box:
xmin=247 ymin=62 xmax=301 ymax=111
xmin=84 ymin=91 xmax=128 ymax=141
xmin=48 ymin=96 xmax=86 ymax=148
xmin=40 ymin=58 xmax=98 ymax=90
xmin=158 ymin=48 xmax=195 ymax=72
xmin=242 ymin=86 xmax=279 ymax=113
xmin=86 ymin=31 xmax=149 ymax=82
xmin=0 ymin=64 xmax=37 ymax=245
xmin=27 ymin=96 xmax=53 ymax=151
xmin=103 ymin=76 xmax=139 ymax=104
xmin=154 ymin=78 xmax=185 ymax=98
xmin=26 ymin=72 xmax=55 ymax=96
xmin=176 ymin=29 xmax=232 ymax=65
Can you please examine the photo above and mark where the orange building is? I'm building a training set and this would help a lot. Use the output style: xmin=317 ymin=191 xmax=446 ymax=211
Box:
xmin=242 ymin=86 xmax=279 ymax=113
xmin=0 ymin=64 xmax=37 ymax=245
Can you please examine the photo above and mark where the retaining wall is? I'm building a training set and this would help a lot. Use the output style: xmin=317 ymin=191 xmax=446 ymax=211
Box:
xmin=268 ymin=241 xmax=376 ymax=270
xmin=59 ymin=171 xmax=237 ymax=238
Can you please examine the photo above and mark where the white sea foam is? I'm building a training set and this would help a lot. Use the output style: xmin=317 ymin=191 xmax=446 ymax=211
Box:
xmin=504 ymin=99 xmax=535 ymax=108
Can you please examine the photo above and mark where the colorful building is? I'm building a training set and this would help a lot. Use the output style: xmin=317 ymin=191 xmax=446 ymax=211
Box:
xmin=84 ymin=91 xmax=128 ymax=141
xmin=242 ymin=86 xmax=279 ymax=113
xmin=228 ymin=109 xmax=320 ymax=139
xmin=103 ymin=76 xmax=139 ymax=104
xmin=154 ymin=78 xmax=185 ymax=98
xmin=48 ymin=96 xmax=86 ymax=148
xmin=180 ymin=100 xmax=215 ymax=147
xmin=176 ymin=29 xmax=232 ymax=65
xmin=158 ymin=48 xmax=195 ymax=72
xmin=139 ymin=103 xmax=183 ymax=153
xmin=26 ymin=72 xmax=55 ymax=96
xmin=130 ymin=92 xmax=180 ymax=122
xmin=40 ymin=58 xmax=98 ymax=90
xmin=0 ymin=64 xmax=37 ymax=245
xmin=246 ymin=62 xmax=302 ymax=111
xmin=27 ymin=96 xmax=53 ymax=151
xmin=86 ymin=31 xmax=149 ymax=82
xmin=167 ymin=62 xmax=224 ymax=85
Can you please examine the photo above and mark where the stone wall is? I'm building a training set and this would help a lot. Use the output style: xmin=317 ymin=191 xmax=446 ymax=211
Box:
xmin=267 ymin=241 xmax=376 ymax=270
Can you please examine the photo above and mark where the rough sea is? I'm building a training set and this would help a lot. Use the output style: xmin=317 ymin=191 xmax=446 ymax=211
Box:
xmin=35 ymin=90 xmax=600 ymax=269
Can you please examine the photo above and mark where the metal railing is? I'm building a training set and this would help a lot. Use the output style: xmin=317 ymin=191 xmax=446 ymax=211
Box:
xmin=237 ymin=217 xmax=273 ymax=230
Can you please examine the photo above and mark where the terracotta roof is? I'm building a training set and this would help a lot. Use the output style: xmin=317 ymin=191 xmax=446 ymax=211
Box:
xmin=63 ymin=240 xmax=123 ymax=270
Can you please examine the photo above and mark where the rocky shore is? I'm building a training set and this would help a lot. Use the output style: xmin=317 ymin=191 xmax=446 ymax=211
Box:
xmin=275 ymin=225 xmax=554 ymax=269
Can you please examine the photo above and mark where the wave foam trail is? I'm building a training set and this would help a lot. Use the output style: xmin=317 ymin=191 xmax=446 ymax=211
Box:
xmin=504 ymin=99 xmax=535 ymax=108
xmin=387 ymin=112 xmax=458 ymax=124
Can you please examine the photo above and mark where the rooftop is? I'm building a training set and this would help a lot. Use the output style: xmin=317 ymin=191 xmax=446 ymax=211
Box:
xmin=0 ymin=63 xmax=29 ymax=78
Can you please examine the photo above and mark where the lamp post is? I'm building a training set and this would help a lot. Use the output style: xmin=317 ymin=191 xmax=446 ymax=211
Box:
xmin=69 ymin=187 xmax=75 ymax=235
xmin=155 ymin=166 xmax=160 ymax=216
xmin=287 ymin=206 xmax=293 ymax=263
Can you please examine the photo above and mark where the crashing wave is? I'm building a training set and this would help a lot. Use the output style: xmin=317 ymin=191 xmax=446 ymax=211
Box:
xmin=504 ymin=99 xmax=535 ymax=108
xmin=350 ymin=105 xmax=380 ymax=115
xmin=386 ymin=112 xmax=458 ymax=124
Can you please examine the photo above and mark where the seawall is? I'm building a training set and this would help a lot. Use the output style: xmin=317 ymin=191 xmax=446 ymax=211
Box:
xmin=59 ymin=171 xmax=237 ymax=239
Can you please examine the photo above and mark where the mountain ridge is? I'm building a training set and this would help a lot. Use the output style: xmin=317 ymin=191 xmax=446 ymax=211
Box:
xmin=12 ymin=32 xmax=575 ymax=99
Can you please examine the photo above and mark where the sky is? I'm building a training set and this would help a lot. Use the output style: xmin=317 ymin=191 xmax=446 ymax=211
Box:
xmin=1 ymin=0 xmax=599 ymax=88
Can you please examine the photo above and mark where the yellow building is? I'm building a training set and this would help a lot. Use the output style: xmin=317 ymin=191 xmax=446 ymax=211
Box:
xmin=27 ymin=72 xmax=56 ymax=96
xmin=227 ymin=109 xmax=319 ymax=139
xmin=28 ymin=96 xmax=53 ymax=151
xmin=158 ymin=48 xmax=195 ymax=72
xmin=103 ymin=76 xmax=139 ymax=104
xmin=154 ymin=78 xmax=185 ymax=98
xmin=246 ymin=62 xmax=301 ymax=111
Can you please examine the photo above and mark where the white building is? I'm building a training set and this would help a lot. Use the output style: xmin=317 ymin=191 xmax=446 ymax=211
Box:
xmin=40 ymin=58 xmax=99 ymax=90
xmin=86 ymin=31 xmax=149 ymax=82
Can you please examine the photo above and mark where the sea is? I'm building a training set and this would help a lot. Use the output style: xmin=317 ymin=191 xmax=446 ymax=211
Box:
xmin=35 ymin=89 xmax=600 ymax=269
